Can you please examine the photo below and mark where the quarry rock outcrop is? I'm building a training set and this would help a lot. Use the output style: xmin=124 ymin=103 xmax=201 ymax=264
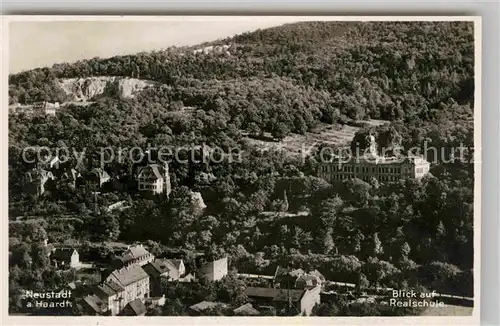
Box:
xmin=58 ymin=76 xmax=157 ymax=101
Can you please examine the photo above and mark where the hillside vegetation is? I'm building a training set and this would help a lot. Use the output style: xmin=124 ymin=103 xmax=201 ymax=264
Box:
xmin=8 ymin=21 xmax=475 ymax=309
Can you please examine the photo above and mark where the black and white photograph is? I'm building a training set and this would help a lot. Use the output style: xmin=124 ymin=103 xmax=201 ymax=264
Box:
xmin=5 ymin=16 xmax=480 ymax=320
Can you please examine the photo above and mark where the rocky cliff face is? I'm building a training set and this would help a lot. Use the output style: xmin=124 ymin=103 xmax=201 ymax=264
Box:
xmin=58 ymin=76 xmax=157 ymax=101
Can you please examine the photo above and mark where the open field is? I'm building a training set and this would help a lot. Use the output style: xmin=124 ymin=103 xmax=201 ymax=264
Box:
xmin=244 ymin=120 xmax=388 ymax=156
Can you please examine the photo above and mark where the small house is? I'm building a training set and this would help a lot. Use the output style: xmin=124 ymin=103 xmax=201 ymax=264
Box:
xmin=121 ymin=298 xmax=147 ymax=316
xmin=51 ymin=248 xmax=80 ymax=269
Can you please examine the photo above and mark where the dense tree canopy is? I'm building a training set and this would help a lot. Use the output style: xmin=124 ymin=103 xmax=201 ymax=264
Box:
xmin=9 ymin=21 xmax=475 ymax=308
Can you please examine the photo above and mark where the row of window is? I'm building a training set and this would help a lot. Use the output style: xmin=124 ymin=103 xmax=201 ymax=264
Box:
xmin=139 ymin=177 xmax=164 ymax=182
xmin=321 ymin=165 xmax=404 ymax=174
xmin=416 ymin=167 xmax=427 ymax=174
xmin=329 ymin=174 xmax=400 ymax=182
xmin=139 ymin=184 xmax=162 ymax=190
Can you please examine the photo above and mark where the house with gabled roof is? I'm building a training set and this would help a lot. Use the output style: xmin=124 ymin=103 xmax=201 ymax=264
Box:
xmin=51 ymin=248 xmax=80 ymax=269
xmin=88 ymin=168 xmax=111 ymax=188
xmin=143 ymin=258 xmax=186 ymax=296
xmin=83 ymin=294 xmax=109 ymax=315
xmin=97 ymin=264 xmax=150 ymax=316
xmin=189 ymin=301 xmax=228 ymax=316
xmin=93 ymin=280 xmax=126 ymax=316
xmin=295 ymin=274 xmax=323 ymax=289
xmin=25 ymin=168 xmax=55 ymax=196
xmin=233 ymin=303 xmax=260 ymax=316
xmin=61 ymin=168 xmax=81 ymax=188
xmin=121 ymin=298 xmax=147 ymax=316
xmin=112 ymin=244 xmax=155 ymax=269
xmin=244 ymin=285 xmax=321 ymax=316
xmin=137 ymin=162 xmax=171 ymax=197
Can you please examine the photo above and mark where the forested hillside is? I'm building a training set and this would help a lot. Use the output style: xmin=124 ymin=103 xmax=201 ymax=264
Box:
xmin=8 ymin=21 xmax=476 ymax=312
xmin=10 ymin=21 xmax=474 ymax=122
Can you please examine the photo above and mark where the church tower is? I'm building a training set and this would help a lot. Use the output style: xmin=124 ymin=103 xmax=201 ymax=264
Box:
xmin=366 ymin=133 xmax=379 ymax=160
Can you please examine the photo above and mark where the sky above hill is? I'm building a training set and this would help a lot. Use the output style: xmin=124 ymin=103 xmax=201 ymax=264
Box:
xmin=9 ymin=16 xmax=340 ymax=74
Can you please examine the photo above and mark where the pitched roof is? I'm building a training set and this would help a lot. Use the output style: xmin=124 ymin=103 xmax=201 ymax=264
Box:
xmin=62 ymin=169 xmax=81 ymax=181
xmin=83 ymin=294 xmax=107 ymax=314
xmin=124 ymin=298 xmax=147 ymax=316
xmin=107 ymin=264 xmax=149 ymax=287
xmin=89 ymin=168 xmax=110 ymax=180
xmin=52 ymin=248 xmax=76 ymax=262
xmin=296 ymin=274 xmax=321 ymax=287
xmin=169 ymin=259 xmax=183 ymax=270
xmin=138 ymin=164 xmax=166 ymax=180
xmin=233 ymin=303 xmax=260 ymax=316
xmin=119 ymin=245 xmax=151 ymax=264
xmin=179 ymin=273 xmax=196 ymax=283
xmin=26 ymin=169 xmax=54 ymax=182
xmin=143 ymin=260 xmax=170 ymax=278
xmin=245 ymin=287 xmax=305 ymax=303
xmin=289 ymin=268 xmax=305 ymax=278
xmin=67 ymin=282 xmax=77 ymax=290
xmin=309 ymin=270 xmax=326 ymax=281
xmin=96 ymin=280 xmax=125 ymax=298
xmin=189 ymin=301 xmax=227 ymax=313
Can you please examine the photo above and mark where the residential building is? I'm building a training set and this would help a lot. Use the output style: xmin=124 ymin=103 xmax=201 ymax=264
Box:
xmin=273 ymin=267 xmax=305 ymax=288
xmin=112 ymin=175 xmax=136 ymax=192
xmin=9 ymin=103 xmax=32 ymax=115
xmin=92 ymin=280 xmax=125 ymax=316
xmin=142 ymin=259 xmax=169 ymax=296
xmin=33 ymin=101 xmax=59 ymax=116
xmin=61 ymin=168 xmax=81 ymax=188
xmin=137 ymin=163 xmax=171 ymax=196
xmin=112 ymin=245 xmax=155 ymax=268
xmin=274 ymin=267 xmax=325 ymax=290
xmin=25 ymin=168 xmax=55 ymax=196
xmin=198 ymin=257 xmax=228 ymax=281
xmin=233 ymin=303 xmax=260 ymax=316
xmin=309 ymin=270 xmax=326 ymax=283
xmin=143 ymin=258 xmax=187 ymax=295
xmin=189 ymin=301 xmax=228 ymax=316
xmin=40 ymin=156 xmax=60 ymax=170
xmin=83 ymin=294 xmax=109 ymax=315
xmin=295 ymin=274 xmax=323 ymax=289
xmin=121 ymin=298 xmax=147 ymax=316
xmin=88 ymin=168 xmax=111 ymax=188
xmin=145 ymin=295 xmax=166 ymax=309
xmin=317 ymin=134 xmax=430 ymax=183
xmin=244 ymin=285 xmax=321 ymax=316
xmin=102 ymin=264 xmax=150 ymax=315
xmin=178 ymin=273 xmax=196 ymax=283
xmin=165 ymin=259 xmax=186 ymax=280
xmin=51 ymin=248 xmax=81 ymax=269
